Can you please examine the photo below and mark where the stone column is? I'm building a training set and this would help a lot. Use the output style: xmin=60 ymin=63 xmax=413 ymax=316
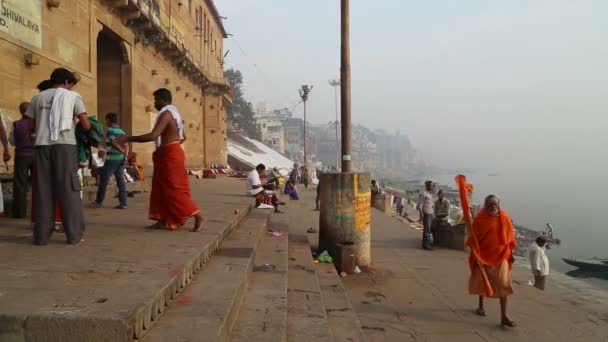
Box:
xmin=319 ymin=172 xmax=371 ymax=268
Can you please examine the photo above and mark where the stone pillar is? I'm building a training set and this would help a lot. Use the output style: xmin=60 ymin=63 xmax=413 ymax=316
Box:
xmin=319 ymin=172 xmax=371 ymax=268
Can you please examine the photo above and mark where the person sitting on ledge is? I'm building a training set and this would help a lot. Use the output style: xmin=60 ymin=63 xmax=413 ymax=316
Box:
xmin=125 ymin=152 xmax=144 ymax=182
xmin=246 ymin=163 xmax=285 ymax=213
xmin=284 ymin=179 xmax=299 ymax=200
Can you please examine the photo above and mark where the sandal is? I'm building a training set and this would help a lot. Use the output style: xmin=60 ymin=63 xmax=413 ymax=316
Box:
xmin=501 ymin=318 xmax=517 ymax=328
xmin=476 ymin=308 xmax=487 ymax=317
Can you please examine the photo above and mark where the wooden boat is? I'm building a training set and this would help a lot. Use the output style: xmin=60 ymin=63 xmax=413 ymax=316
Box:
xmin=562 ymin=258 xmax=608 ymax=271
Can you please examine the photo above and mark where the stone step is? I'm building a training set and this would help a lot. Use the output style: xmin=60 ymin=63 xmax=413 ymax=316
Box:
xmin=0 ymin=202 xmax=253 ymax=342
xmin=315 ymin=263 xmax=368 ymax=342
xmin=306 ymin=235 xmax=368 ymax=342
xmin=141 ymin=212 xmax=270 ymax=342
xmin=229 ymin=220 xmax=289 ymax=342
xmin=286 ymin=234 xmax=333 ymax=342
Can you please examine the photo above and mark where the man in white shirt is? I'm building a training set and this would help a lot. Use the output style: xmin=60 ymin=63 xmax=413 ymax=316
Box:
xmin=246 ymin=164 xmax=284 ymax=213
xmin=528 ymin=236 xmax=550 ymax=290
xmin=417 ymin=180 xmax=435 ymax=250
xmin=246 ymin=164 xmax=265 ymax=196
xmin=26 ymin=68 xmax=91 ymax=245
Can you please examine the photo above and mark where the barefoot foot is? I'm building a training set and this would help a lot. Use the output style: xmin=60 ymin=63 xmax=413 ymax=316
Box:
xmin=501 ymin=318 xmax=517 ymax=328
xmin=190 ymin=214 xmax=207 ymax=232
xmin=145 ymin=221 xmax=166 ymax=230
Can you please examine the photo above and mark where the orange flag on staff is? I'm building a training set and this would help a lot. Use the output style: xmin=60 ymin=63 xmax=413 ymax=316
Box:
xmin=455 ymin=174 xmax=494 ymax=297
xmin=455 ymin=175 xmax=474 ymax=230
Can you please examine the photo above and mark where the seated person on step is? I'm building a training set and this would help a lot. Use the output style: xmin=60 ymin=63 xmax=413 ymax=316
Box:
xmin=432 ymin=190 xmax=451 ymax=241
xmin=125 ymin=152 xmax=144 ymax=182
xmin=284 ymin=180 xmax=300 ymax=200
xmin=246 ymin=163 xmax=285 ymax=213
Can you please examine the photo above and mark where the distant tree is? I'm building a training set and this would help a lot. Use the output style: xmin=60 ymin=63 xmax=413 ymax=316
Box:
xmin=224 ymin=68 xmax=260 ymax=140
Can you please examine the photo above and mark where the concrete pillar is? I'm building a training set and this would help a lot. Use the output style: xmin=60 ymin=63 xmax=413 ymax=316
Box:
xmin=319 ymin=172 xmax=371 ymax=269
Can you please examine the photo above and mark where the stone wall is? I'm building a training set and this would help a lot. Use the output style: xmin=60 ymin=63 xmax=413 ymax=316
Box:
xmin=0 ymin=0 xmax=228 ymax=170
xmin=433 ymin=222 xmax=466 ymax=250
xmin=372 ymin=193 xmax=392 ymax=215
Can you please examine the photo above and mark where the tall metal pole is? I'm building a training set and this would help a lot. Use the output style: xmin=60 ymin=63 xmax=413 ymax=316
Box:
xmin=328 ymin=79 xmax=340 ymax=168
xmin=340 ymin=0 xmax=352 ymax=172
xmin=303 ymin=100 xmax=307 ymax=165
xmin=298 ymin=85 xmax=312 ymax=166
xmin=334 ymin=86 xmax=339 ymax=167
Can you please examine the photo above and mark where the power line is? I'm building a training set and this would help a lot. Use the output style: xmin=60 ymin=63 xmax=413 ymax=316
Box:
xmin=227 ymin=36 xmax=300 ymax=111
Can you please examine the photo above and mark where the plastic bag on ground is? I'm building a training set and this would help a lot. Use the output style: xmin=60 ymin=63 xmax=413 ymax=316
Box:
xmin=317 ymin=250 xmax=333 ymax=263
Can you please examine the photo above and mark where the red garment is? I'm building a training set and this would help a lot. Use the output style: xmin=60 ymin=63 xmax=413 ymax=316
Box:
xmin=149 ymin=142 xmax=199 ymax=230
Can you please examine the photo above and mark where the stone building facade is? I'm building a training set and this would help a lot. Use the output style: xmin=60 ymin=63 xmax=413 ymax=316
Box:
xmin=0 ymin=0 xmax=229 ymax=169
xmin=255 ymin=114 xmax=285 ymax=154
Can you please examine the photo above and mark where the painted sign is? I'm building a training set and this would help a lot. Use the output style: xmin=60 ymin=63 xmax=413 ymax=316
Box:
xmin=0 ymin=0 xmax=42 ymax=48
xmin=354 ymin=192 xmax=371 ymax=230
xmin=353 ymin=173 xmax=371 ymax=230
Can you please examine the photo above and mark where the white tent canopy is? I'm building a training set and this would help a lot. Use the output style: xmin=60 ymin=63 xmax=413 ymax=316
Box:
xmin=228 ymin=133 xmax=294 ymax=173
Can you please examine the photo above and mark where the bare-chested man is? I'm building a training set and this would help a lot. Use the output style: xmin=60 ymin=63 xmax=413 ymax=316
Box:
xmin=116 ymin=88 xmax=204 ymax=231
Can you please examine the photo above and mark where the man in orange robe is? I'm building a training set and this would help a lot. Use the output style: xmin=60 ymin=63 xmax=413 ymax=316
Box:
xmin=467 ymin=194 xmax=517 ymax=327
xmin=116 ymin=88 xmax=204 ymax=231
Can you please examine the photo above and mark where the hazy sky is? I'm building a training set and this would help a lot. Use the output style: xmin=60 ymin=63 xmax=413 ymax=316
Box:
xmin=219 ymin=1 xmax=608 ymax=169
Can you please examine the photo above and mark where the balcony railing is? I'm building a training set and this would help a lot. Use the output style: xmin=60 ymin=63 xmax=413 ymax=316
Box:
xmin=106 ymin=0 xmax=229 ymax=93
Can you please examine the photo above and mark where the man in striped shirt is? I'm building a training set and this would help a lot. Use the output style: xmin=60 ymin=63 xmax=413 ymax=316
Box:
xmin=91 ymin=112 xmax=128 ymax=209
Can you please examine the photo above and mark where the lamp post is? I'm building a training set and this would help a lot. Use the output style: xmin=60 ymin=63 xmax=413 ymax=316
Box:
xmin=298 ymin=85 xmax=312 ymax=165
xmin=328 ymin=79 xmax=340 ymax=168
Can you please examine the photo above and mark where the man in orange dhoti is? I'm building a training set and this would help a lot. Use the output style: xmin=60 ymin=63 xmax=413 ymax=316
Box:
xmin=467 ymin=194 xmax=517 ymax=328
xmin=116 ymin=88 xmax=204 ymax=231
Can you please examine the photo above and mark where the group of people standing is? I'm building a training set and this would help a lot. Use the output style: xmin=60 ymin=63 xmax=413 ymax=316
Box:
xmin=417 ymin=180 xmax=452 ymax=250
xmin=1 ymin=68 xmax=204 ymax=246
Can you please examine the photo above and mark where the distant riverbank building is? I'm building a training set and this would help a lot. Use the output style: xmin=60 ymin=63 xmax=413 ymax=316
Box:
xmin=0 ymin=0 xmax=230 ymax=168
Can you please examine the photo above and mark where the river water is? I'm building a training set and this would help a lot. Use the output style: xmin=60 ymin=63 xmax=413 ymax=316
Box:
xmin=421 ymin=170 xmax=607 ymax=290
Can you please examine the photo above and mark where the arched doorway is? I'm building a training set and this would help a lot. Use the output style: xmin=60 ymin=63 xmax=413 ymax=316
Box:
xmin=96 ymin=28 xmax=132 ymax=133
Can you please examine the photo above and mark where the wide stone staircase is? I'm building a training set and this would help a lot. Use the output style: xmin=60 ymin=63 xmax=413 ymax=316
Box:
xmin=138 ymin=210 xmax=367 ymax=342
xmin=0 ymin=177 xmax=366 ymax=342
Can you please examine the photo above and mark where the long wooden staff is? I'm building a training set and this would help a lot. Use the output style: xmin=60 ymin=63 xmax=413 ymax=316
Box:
xmin=456 ymin=175 xmax=493 ymax=297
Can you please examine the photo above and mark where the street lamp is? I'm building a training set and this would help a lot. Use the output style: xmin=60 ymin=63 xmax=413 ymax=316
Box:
xmin=298 ymin=85 xmax=313 ymax=165
xmin=328 ymin=79 xmax=340 ymax=168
